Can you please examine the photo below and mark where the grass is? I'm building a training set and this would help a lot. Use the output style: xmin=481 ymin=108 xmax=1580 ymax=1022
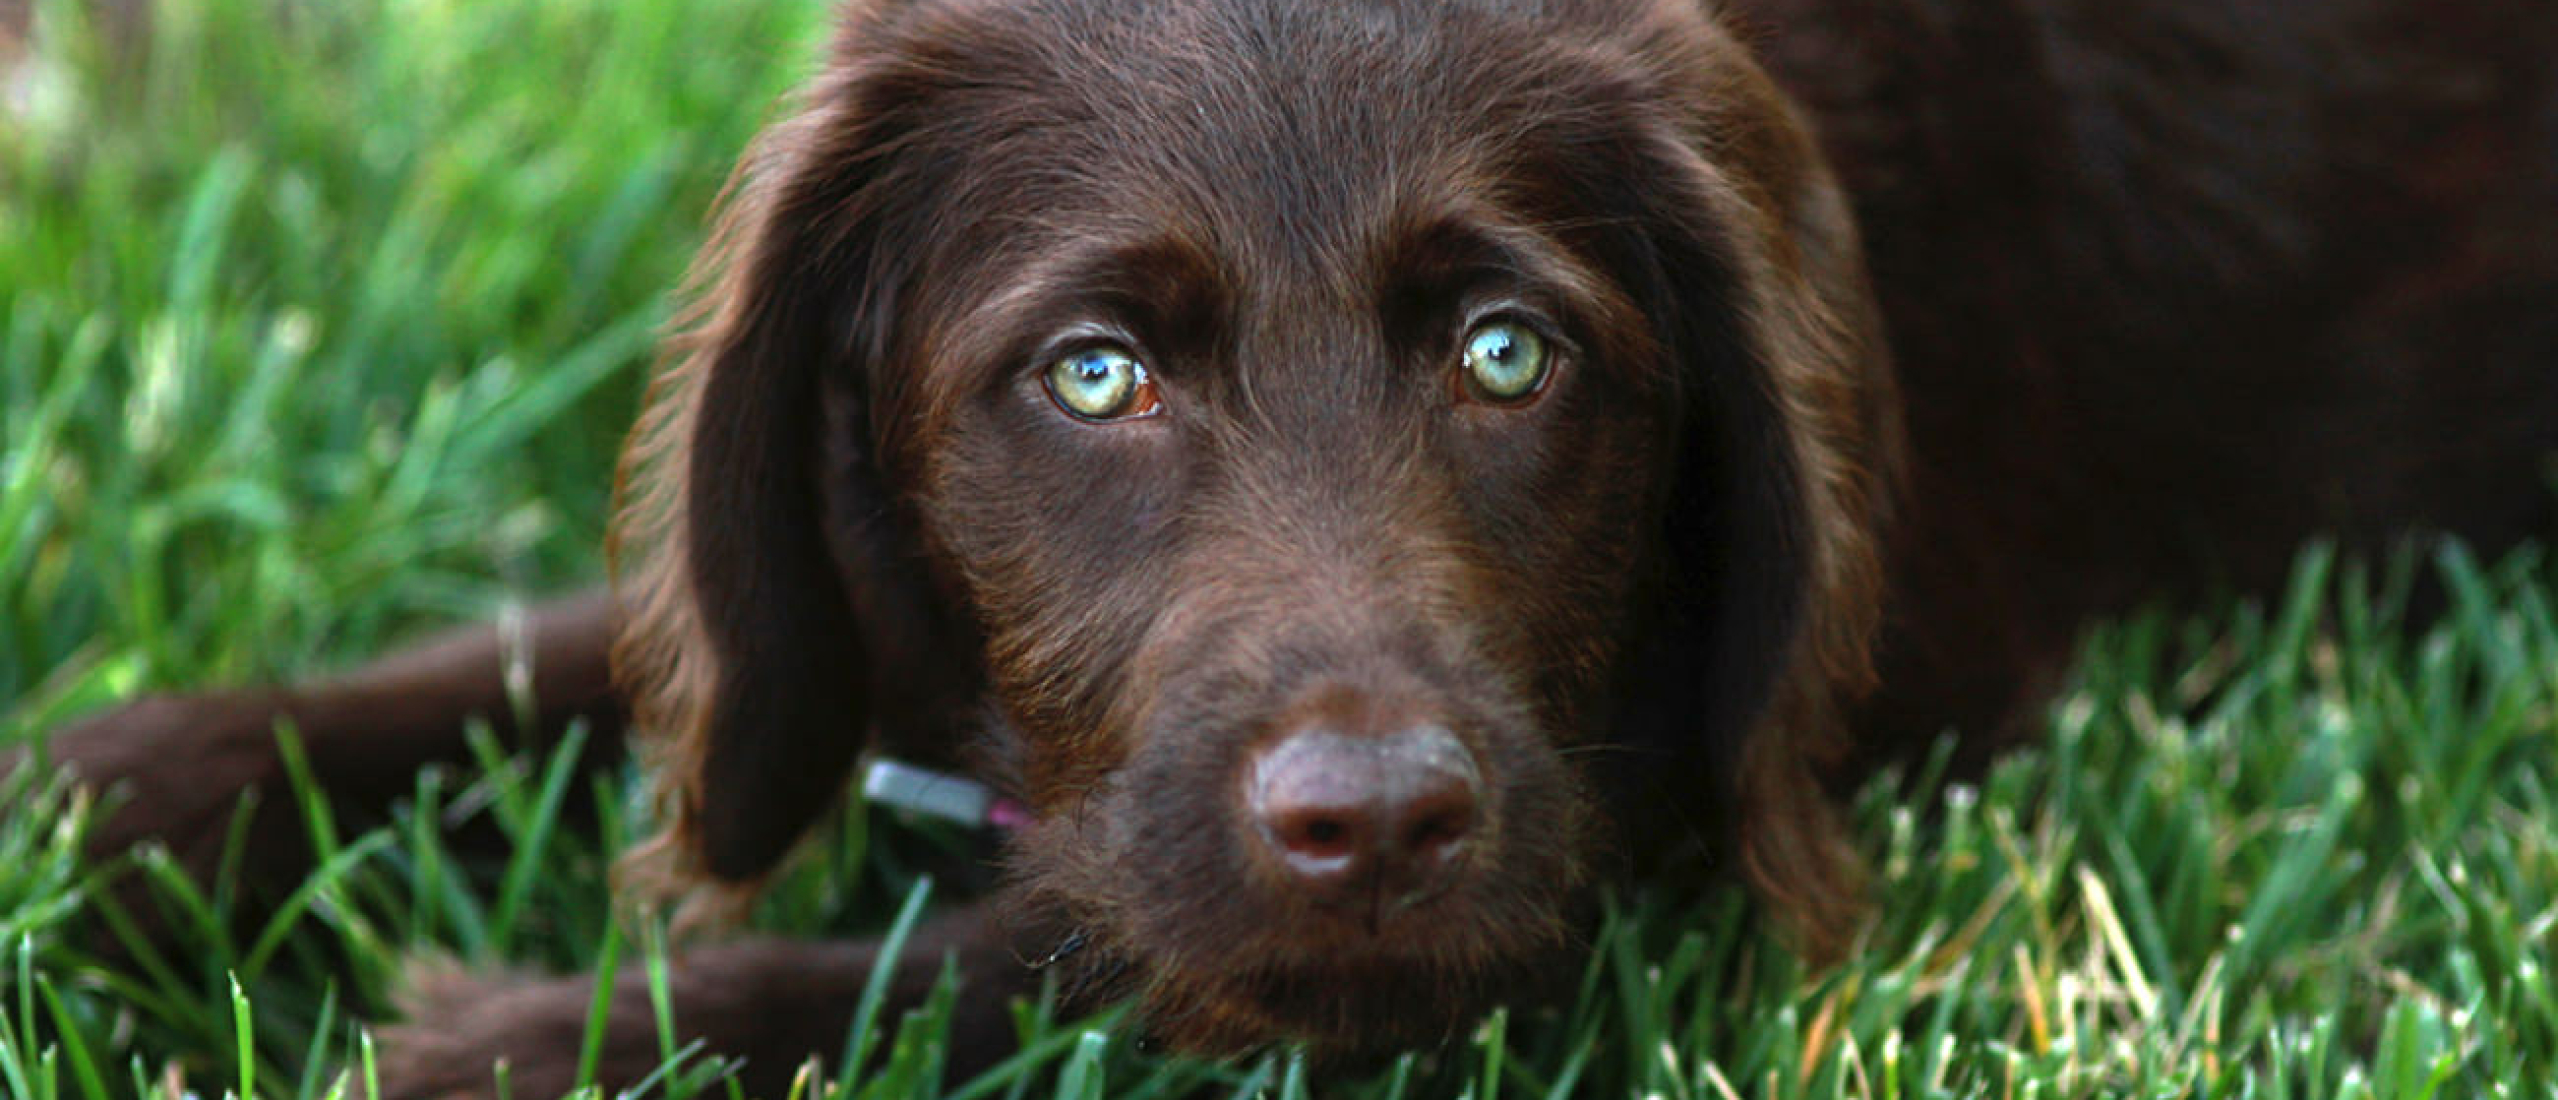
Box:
xmin=2 ymin=0 xmax=2553 ymax=1095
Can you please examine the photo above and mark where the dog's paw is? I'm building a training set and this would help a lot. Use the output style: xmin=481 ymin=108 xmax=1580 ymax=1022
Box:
xmin=373 ymin=958 xmax=705 ymax=1100
xmin=15 ymin=691 xmax=296 ymax=878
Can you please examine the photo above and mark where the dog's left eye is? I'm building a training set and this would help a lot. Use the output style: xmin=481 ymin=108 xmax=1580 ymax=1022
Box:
xmin=1045 ymin=346 xmax=1161 ymax=422
xmin=1458 ymin=319 xmax=1552 ymax=405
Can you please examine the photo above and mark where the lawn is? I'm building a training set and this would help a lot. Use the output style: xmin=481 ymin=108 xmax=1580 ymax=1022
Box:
xmin=2 ymin=0 xmax=2553 ymax=1096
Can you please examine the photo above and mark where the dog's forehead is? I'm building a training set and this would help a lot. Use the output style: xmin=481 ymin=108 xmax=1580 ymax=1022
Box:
xmin=911 ymin=0 xmax=1652 ymax=258
xmin=853 ymin=0 xmax=1713 ymax=453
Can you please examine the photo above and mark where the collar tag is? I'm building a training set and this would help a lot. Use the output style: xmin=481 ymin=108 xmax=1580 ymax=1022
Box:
xmin=861 ymin=759 xmax=1030 ymax=831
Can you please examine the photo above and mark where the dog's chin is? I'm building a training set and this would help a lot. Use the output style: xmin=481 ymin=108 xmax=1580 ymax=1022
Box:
xmin=1113 ymin=924 xmax=1577 ymax=1060
xmin=1030 ymin=882 xmax=1589 ymax=1061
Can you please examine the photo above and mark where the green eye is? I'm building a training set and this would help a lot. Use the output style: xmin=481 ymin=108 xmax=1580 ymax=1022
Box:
xmin=1044 ymin=345 xmax=1160 ymax=421
xmin=1460 ymin=320 xmax=1552 ymax=404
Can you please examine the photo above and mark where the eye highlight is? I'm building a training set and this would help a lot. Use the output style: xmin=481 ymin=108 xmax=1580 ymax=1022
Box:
xmin=1044 ymin=345 xmax=1161 ymax=422
xmin=1458 ymin=319 xmax=1552 ymax=405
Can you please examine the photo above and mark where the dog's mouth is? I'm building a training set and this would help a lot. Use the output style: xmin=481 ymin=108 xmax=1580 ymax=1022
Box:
xmin=999 ymin=731 xmax=1600 ymax=1059
xmin=1152 ymin=946 xmax=1569 ymax=1058
xmin=1030 ymin=892 xmax=1585 ymax=1059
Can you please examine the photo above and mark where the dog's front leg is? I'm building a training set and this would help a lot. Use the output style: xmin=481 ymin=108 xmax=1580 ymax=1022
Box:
xmin=8 ymin=590 xmax=627 ymax=911
xmin=375 ymin=903 xmax=1029 ymax=1100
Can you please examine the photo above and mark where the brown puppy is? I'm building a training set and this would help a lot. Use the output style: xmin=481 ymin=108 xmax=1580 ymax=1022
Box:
xmin=23 ymin=0 xmax=2558 ymax=1095
xmin=613 ymin=0 xmax=1897 ymax=1058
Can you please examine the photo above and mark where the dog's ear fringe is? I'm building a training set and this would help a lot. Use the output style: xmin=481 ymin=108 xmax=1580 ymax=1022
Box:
xmin=1638 ymin=4 xmax=1906 ymax=960
xmin=605 ymin=102 xmax=858 ymax=926
xmin=604 ymin=0 xmax=937 ymax=929
xmin=1743 ymin=161 xmax=1901 ymax=963
xmin=1738 ymin=154 xmax=1899 ymax=963
xmin=604 ymin=135 xmax=775 ymax=927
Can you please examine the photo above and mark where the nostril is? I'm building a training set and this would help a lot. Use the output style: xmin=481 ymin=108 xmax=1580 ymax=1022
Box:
xmin=1246 ymin=722 xmax=1485 ymax=897
xmin=1388 ymin=762 xmax=1479 ymax=877
xmin=1402 ymin=799 xmax=1473 ymax=859
xmin=1271 ymin=809 xmax=1360 ymax=871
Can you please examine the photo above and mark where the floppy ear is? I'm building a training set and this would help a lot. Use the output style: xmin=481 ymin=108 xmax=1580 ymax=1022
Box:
xmin=1623 ymin=10 xmax=1904 ymax=957
xmin=610 ymin=9 xmax=959 ymax=916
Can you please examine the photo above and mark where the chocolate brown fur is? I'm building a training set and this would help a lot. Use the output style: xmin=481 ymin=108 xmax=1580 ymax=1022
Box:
xmin=22 ymin=0 xmax=2557 ymax=1093
xmin=609 ymin=0 xmax=1899 ymax=1054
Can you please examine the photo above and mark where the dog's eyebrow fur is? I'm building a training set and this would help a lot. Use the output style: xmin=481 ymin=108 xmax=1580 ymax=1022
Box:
xmin=1371 ymin=210 xmax=1655 ymax=376
xmin=898 ymin=214 xmax=1644 ymax=454
xmin=922 ymin=205 xmax=1649 ymax=411
xmin=890 ymin=230 xmax=1231 ymax=441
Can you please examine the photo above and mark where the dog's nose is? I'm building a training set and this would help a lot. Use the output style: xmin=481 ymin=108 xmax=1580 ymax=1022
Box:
xmin=1246 ymin=723 xmax=1481 ymax=903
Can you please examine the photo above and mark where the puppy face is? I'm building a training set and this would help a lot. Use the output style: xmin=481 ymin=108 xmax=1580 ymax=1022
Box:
xmin=912 ymin=98 xmax=1669 ymax=1062
xmin=618 ymin=0 xmax=1895 ymax=1058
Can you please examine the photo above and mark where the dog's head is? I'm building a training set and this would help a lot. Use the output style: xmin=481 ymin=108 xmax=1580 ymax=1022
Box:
xmin=614 ymin=0 xmax=1896 ymax=1057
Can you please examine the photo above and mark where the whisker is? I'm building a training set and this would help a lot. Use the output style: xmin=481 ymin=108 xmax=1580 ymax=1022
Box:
xmin=1553 ymin=742 xmax=1665 ymax=761
xmin=1029 ymin=928 xmax=1089 ymax=970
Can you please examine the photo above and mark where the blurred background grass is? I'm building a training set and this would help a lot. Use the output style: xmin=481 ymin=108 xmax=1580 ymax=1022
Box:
xmin=1 ymin=0 xmax=822 ymax=722
xmin=2 ymin=0 xmax=2554 ymax=1097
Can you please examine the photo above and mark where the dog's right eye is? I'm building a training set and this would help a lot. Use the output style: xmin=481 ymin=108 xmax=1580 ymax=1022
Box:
xmin=1044 ymin=346 xmax=1162 ymax=422
xmin=1458 ymin=318 xmax=1553 ymax=405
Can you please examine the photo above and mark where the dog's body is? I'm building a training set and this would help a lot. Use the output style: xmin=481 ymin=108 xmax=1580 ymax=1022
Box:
xmin=1764 ymin=0 xmax=2558 ymax=749
xmin=21 ymin=0 xmax=2558 ymax=1095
